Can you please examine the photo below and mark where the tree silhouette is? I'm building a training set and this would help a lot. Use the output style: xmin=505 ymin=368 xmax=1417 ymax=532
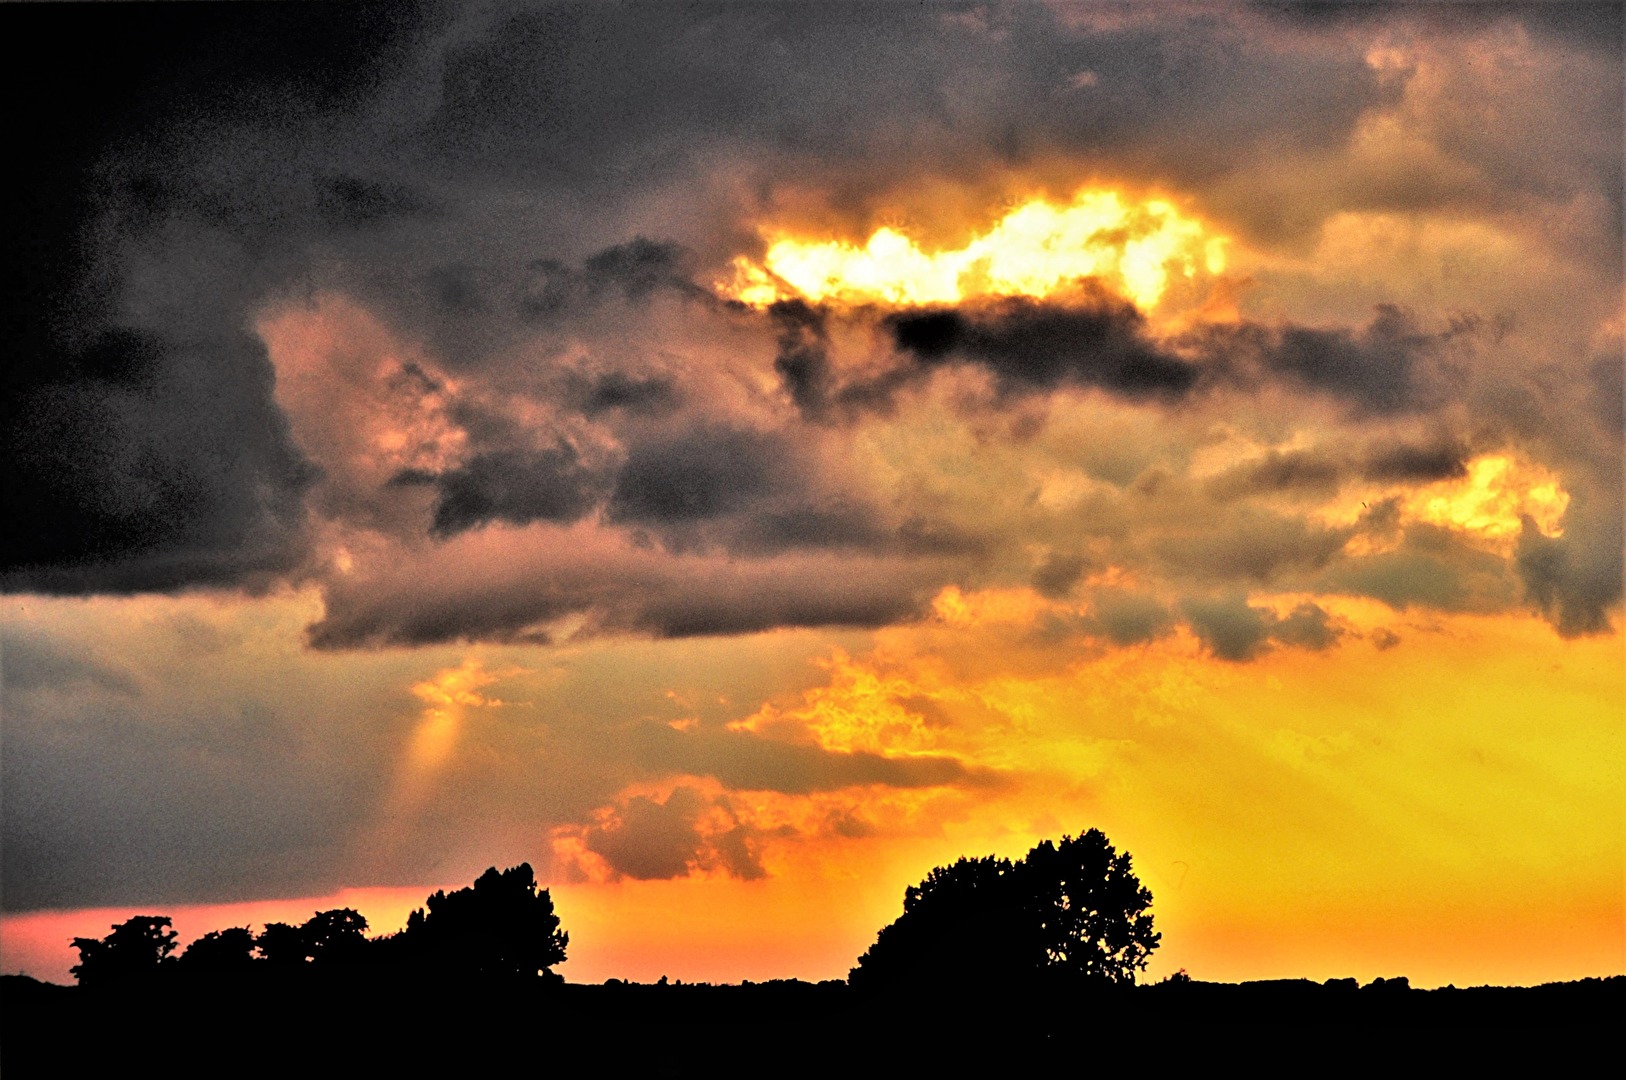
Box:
xmin=178 ymin=927 xmax=257 ymax=975
xmin=1021 ymin=831 xmax=1160 ymax=985
xmin=850 ymin=829 xmax=1159 ymax=992
xmin=255 ymin=921 xmax=312 ymax=968
xmin=70 ymin=916 xmax=178 ymax=988
xmin=253 ymin=909 xmax=372 ymax=970
xmin=302 ymin=908 xmax=371 ymax=967
xmin=395 ymin=863 xmax=567 ymax=980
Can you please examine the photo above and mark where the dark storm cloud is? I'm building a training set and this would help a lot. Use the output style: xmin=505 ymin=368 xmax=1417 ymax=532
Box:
xmin=1194 ymin=305 xmax=1450 ymax=415
xmin=1 ymin=3 xmax=421 ymax=594
xmin=888 ymin=295 xmax=1198 ymax=400
xmin=2 ymin=327 xmax=316 ymax=593
xmin=1181 ymin=595 xmax=1345 ymax=662
xmin=521 ymin=238 xmax=707 ymax=319
xmin=396 ymin=444 xmax=604 ymax=537
xmin=1361 ymin=441 xmax=1470 ymax=483
xmin=609 ymin=426 xmax=783 ymax=524
xmin=5 ymin=0 xmax=1617 ymax=651
xmin=571 ymin=371 xmax=680 ymax=418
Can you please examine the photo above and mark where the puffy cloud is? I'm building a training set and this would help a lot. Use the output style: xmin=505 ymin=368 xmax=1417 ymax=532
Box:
xmin=1181 ymin=596 xmax=1346 ymax=662
xmin=572 ymin=785 xmax=767 ymax=882
xmin=887 ymin=294 xmax=1199 ymax=399
xmin=402 ymin=444 xmax=605 ymax=538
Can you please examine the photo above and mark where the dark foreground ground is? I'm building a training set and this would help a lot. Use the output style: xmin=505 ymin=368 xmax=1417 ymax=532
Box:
xmin=4 ymin=972 xmax=1619 ymax=1067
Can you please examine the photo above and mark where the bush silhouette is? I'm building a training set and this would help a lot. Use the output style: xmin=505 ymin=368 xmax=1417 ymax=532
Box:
xmin=850 ymin=829 xmax=1159 ymax=992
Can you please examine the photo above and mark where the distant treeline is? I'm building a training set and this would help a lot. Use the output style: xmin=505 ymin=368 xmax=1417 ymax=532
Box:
xmin=66 ymin=863 xmax=567 ymax=989
xmin=15 ymin=834 xmax=1622 ymax=1061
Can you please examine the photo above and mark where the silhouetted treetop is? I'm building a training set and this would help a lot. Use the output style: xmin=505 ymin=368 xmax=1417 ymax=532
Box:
xmin=68 ymin=864 xmax=569 ymax=989
xmin=178 ymin=927 xmax=256 ymax=974
xmin=70 ymin=916 xmax=178 ymax=989
xmin=850 ymin=829 xmax=1159 ymax=992
xmin=395 ymin=863 xmax=568 ymax=980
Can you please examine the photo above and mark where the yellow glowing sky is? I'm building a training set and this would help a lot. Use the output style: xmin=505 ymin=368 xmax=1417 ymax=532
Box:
xmin=4 ymin=588 xmax=1619 ymax=988
xmin=721 ymin=188 xmax=1228 ymax=313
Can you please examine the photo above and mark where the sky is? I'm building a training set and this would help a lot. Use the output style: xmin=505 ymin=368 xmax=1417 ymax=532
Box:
xmin=3 ymin=1 xmax=1622 ymax=989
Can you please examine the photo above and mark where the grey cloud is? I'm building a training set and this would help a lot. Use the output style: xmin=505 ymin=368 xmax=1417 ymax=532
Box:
xmin=1319 ymin=524 xmax=1518 ymax=614
xmin=1361 ymin=441 xmax=1470 ymax=483
xmin=572 ymin=371 xmax=680 ymax=418
xmin=578 ymin=786 xmax=765 ymax=882
xmin=1 ymin=696 xmax=376 ymax=910
xmin=1155 ymin=508 xmax=1356 ymax=585
xmin=305 ymin=536 xmax=948 ymax=649
xmin=1270 ymin=602 xmax=1342 ymax=651
xmin=1 ymin=631 xmax=141 ymax=697
xmin=1269 ymin=305 xmax=1438 ymax=413
xmin=397 ymin=444 xmax=605 ymax=538
xmin=1032 ymin=551 xmax=1089 ymax=599
xmin=888 ymin=295 xmax=1199 ymax=400
xmin=1207 ymin=449 xmax=1344 ymax=500
xmin=1182 ymin=595 xmax=1274 ymax=661
xmin=1181 ymin=595 xmax=1346 ymax=662
xmin=521 ymin=238 xmax=706 ymax=320
xmin=609 ymin=426 xmax=783 ymax=525
xmin=1085 ymin=590 xmax=1176 ymax=647
xmin=1199 ymin=304 xmax=1450 ymax=415
xmin=315 ymin=173 xmax=435 ymax=230
xmin=1515 ymin=509 xmax=1622 ymax=638
xmin=769 ymin=300 xmax=835 ymax=419
xmin=2 ymin=327 xmax=315 ymax=594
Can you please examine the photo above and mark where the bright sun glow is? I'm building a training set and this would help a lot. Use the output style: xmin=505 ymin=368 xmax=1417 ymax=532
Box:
xmin=721 ymin=189 xmax=1226 ymax=311
xmin=1406 ymin=454 xmax=1569 ymax=540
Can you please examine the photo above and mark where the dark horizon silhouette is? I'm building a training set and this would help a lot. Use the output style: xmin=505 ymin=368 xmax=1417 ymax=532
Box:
xmin=11 ymin=844 xmax=1617 ymax=1044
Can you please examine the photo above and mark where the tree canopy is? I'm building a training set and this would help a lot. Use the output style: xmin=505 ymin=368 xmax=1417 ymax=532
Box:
xmin=393 ymin=863 xmax=568 ymax=980
xmin=70 ymin=916 xmax=178 ymax=988
xmin=849 ymin=829 xmax=1159 ymax=992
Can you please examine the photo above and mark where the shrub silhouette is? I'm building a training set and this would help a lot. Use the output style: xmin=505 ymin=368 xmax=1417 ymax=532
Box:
xmin=850 ymin=829 xmax=1159 ymax=992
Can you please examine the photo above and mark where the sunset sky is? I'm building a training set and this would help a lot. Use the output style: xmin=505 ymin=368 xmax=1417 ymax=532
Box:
xmin=4 ymin=1 xmax=1622 ymax=989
